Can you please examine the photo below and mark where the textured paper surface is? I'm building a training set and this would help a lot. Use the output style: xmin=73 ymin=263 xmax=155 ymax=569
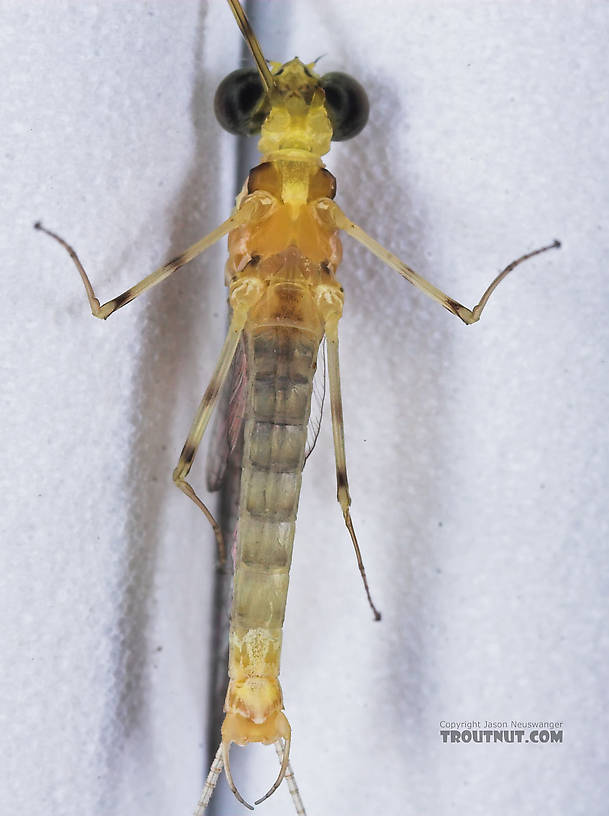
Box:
xmin=2 ymin=2 xmax=608 ymax=815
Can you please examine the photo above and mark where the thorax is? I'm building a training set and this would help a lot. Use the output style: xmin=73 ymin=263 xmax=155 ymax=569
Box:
xmin=227 ymin=154 xmax=343 ymax=336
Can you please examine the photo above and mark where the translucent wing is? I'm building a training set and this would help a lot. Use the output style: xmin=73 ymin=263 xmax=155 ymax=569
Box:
xmin=304 ymin=338 xmax=326 ymax=463
xmin=206 ymin=335 xmax=247 ymax=492
xmin=207 ymin=334 xmax=324 ymax=486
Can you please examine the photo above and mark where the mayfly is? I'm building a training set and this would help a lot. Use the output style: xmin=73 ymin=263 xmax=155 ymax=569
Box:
xmin=35 ymin=0 xmax=560 ymax=812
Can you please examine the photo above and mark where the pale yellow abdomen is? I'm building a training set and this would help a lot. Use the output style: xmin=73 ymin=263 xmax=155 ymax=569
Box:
xmin=223 ymin=308 xmax=323 ymax=744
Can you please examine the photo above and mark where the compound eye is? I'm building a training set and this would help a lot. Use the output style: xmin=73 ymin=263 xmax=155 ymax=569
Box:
xmin=320 ymin=72 xmax=369 ymax=141
xmin=214 ymin=68 xmax=266 ymax=136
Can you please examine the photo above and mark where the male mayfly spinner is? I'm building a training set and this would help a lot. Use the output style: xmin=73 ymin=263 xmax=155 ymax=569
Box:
xmin=36 ymin=0 xmax=560 ymax=812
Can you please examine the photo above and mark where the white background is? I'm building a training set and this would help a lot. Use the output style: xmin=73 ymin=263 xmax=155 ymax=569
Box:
xmin=2 ymin=2 xmax=608 ymax=815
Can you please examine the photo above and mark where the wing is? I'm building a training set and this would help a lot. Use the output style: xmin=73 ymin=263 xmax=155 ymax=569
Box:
xmin=206 ymin=334 xmax=247 ymax=492
xmin=207 ymin=334 xmax=325 ymax=485
xmin=304 ymin=337 xmax=326 ymax=463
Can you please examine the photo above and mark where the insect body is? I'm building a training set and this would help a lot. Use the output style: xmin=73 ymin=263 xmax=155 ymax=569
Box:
xmin=194 ymin=34 xmax=376 ymax=811
xmin=35 ymin=1 xmax=560 ymax=812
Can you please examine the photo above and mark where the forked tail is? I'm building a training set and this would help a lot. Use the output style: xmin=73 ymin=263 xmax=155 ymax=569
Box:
xmin=193 ymin=736 xmax=306 ymax=815
xmin=221 ymin=710 xmax=291 ymax=809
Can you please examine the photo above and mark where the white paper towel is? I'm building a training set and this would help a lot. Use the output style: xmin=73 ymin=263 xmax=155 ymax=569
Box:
xmin=2 ymin=2 xmax=608 ymax=815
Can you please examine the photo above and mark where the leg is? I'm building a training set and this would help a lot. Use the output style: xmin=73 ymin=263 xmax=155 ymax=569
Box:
xmin=35 ymin=216 xmax=236 ymax=319
xmin=322 ymin=201 xmax=560 ymax=325
xmin=173 ymin=313 xmax=245 ymax=565
xmin=325 ymin=317 xmax=382 ymax=621
xmin=34 ymin=192 xmax=271 ymax=319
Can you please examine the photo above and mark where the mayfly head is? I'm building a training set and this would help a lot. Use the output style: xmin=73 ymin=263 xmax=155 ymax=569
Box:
xmin=215 ymin=0 xmax=369 ymax=155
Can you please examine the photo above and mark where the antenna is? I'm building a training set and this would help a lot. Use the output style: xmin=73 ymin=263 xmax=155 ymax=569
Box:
xmin=226 ymin=0 xmax=275 ymax=93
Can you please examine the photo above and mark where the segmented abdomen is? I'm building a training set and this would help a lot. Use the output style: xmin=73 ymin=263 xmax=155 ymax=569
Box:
xmin=225 ymin=324 xmax=321 ymax=727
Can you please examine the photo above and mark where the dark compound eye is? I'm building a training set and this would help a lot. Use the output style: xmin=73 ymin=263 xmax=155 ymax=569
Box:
xmin=320 ymin=72 xmax=369 ymax=141
xmin=214 ymin=68 xmax=266 ymax=136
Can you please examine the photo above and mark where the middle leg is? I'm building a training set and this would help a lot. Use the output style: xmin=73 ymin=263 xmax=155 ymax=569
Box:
xmin=173 ymin=315 xmax=245 ymax=565
xmin=325 ymin=319 xmax=381 ymax=621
